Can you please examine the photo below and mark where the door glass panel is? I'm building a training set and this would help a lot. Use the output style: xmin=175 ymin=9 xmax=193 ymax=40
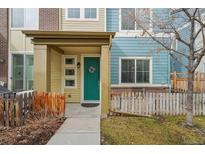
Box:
xmin=25 ymin=55 xmax=33 ymax=90
xmin=65 ymin=58 xmax=75 ymax=65
xmin=65 ymin=80 xmax=75 ymax=87
xmin=13 ymin=54 xmax=24 ymax=91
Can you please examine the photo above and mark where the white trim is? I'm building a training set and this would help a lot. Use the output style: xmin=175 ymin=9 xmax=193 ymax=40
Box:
xmin=9 ymin=8 xmax=39 ymax=30
xmin=65 ymin=8 xmax=99 ymax=21
xmin=111 ymin=83 xmax=169 ymax=88
xmin=81 ymin=54 xmax=101 ymax=103
xmin=119 ymin=56 xmax=152 ymax=85
xmin=104 ymin=8 xmax=107 ymax=32
xmin=62 ymin=55 xmax=77 ymax=89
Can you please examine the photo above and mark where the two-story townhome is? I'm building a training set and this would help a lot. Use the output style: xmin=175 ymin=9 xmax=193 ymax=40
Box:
xmin=0 ymin=8 xmax=172 ymax=116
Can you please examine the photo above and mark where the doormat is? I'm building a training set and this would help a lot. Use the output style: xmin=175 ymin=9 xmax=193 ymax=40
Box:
xmin=81 ymin=103 xmax=99 ymax=107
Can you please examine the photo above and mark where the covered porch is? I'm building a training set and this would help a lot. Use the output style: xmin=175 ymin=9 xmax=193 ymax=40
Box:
xmin=23 ymin=31 xmax=115 ymax=116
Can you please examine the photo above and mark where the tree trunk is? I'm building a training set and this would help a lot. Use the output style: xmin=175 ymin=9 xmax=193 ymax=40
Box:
xmin=186 ymin=71 xmax=194 ymax=126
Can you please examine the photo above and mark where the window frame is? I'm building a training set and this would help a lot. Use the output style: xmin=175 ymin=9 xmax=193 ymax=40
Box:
xmin=63 ymin=56 xmax=77 ymax=89
xmin=10 ymin=8 xmax=39 ymax=30
xmin=119 ymin=8 xmax=153 ymax=33
xmin=119 ymin=57 xmax=152 ymax=85
xmin=65 ymin=8 xmax=99 ymax=21
xmin=10 ymin=51 xmax=34 ymax=91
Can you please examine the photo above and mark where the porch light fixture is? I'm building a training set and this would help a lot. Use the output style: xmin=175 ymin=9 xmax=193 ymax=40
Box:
xmin=77 ymin=62 xmax=80 ymax=69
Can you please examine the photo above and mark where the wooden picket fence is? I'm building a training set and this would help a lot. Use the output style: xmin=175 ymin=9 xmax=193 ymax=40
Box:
xmin=111 ymin=92 xmax=205 ymax=116
xmin=33 ymin=92 xmax=65 ymax=117
xmin=171 ymin=71 xmax=205 ymax=92
xmin=0 ymin=91 xmax=65 ymax=128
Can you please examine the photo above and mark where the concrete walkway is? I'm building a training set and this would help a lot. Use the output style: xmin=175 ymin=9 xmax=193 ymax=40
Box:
xmin=47 ymin=103 xmax=101 ymax=145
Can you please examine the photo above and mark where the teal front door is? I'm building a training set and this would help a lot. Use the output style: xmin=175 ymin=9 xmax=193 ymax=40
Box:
xmin=84 ymin=57 xmax=100 ymax=101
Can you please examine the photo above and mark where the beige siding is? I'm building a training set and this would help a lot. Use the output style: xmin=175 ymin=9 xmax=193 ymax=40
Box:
xmin=50 ymin=48 xmax=62 ymax=92
xmin=60 ymin=8 xmax=105 ymax=31
xmin=33 ymin=45 xmax=48 ymax=91
xmin=10 ymin=30 xmax=33 ymax=51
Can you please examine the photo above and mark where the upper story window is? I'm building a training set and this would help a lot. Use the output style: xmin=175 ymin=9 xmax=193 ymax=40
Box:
xmin=66 ymin=8 xmax=98 ymax=20
xmin=121 ymin=8 xmax=151 ymax=31
xmin=11 ymin=8 xmax=38 ymax=29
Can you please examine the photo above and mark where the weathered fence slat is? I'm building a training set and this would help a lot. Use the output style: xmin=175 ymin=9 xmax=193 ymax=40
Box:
xmin=111 ymin=92 xmax=205 ymax=116
xmin=0 ymin=91 xmax=65 ymax=128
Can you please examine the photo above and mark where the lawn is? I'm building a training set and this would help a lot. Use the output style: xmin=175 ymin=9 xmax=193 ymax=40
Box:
xmin=101 ymin=116 xmax=205 ymax=145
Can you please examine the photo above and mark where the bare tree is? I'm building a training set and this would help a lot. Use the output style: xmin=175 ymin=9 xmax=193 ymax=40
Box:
xmin=123 ymin=8 xmax=205 ymax=126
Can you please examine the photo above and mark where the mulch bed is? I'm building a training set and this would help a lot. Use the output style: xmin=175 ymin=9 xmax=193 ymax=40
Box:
xmin=0 ymin=113 xmax=65 ymax=145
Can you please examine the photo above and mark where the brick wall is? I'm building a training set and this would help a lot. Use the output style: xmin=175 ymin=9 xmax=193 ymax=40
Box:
xmin=0 ymin=9 xmax=8 ymax=87
xmin=39 ymin=8 xmax=59 ymax=31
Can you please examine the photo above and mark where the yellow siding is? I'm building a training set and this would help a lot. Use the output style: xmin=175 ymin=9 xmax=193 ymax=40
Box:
xmin=101 ymin=45 xmax=110 ymax=115
xmin=60 ymin=8 xmax=105 ymax=31
xmin=63 ymin=48 xmax=100 ymax=103
xmin=33 ymin=45 xmax=48 ymax=91
xmin=50 ymin=48 xmax=62 ymax=93
xmin=10 ymin=30 xmax=33 ymax=51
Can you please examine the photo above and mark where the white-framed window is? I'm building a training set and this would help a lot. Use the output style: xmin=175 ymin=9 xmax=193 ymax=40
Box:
xmin=11 ymin=8 xmax=38 ymax=29
xmin=120 ymin=8 xmax=152 ymax=31
xmin=64 ymin=56 xmax=77 ymax=88
xmin=11 ymin=53 xmax=34 ymax=91
xmin=120 ymin=57 xmax=152 ymax=84
xmin=65 ymin=8 xmax=98 ymax=20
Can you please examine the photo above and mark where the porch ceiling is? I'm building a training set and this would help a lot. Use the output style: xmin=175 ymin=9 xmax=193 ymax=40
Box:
xmin=22 ymin=30 xmax=115 ymax=47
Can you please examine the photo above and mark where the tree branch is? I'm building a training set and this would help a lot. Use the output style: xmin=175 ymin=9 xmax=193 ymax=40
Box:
xmin=191 ymin=10 xmax=205 ymax=72
xmin=170 ymin=24 xmax=190 ymax=47
xmin=134 ymin=18 xmax=189 ymax=58
xmin=170 ymin=53 xmax=190 ymax=70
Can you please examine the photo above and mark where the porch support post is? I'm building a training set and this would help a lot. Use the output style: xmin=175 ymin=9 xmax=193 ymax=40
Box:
xmin=101 ymin=45 xmax=110 ymax=117
xmin=33 ymin=45 xmax=49 ymax=92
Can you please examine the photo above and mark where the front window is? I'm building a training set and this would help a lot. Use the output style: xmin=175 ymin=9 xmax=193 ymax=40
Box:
xmin=66 ymin=8 xmax=98 ymax=20
xmin=121 ymin=8 xmax=151 ymax=31
xmin=120 ymin=58 xmax=151 ymax=84
xmin=11 ymin=8 xmax=38 ymax=29
xmin=12 ymin=54 xmax=34 ymax=91
xmin=64 ymin=56 xmax=77 ymax=88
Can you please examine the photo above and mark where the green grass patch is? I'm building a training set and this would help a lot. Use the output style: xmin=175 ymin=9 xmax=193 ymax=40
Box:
xmin=101 ymin=116 xmax=205 ymax=145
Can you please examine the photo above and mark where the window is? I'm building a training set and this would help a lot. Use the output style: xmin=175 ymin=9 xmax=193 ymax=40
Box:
xmin=120 ymin=58 xmax=151 ymax=84
xmin=64 ymin=56 xmax=77 ymax=88
xmin=67 ymin=8 xmax=80 ymax=18
xmin=121 ymin=8 xmax=151 ymax=31
xmin=66 ymin=8 xmax=98 ymax=20
xmin=11 ymin=8 xmax=38 ymax=29
xmin=12 ymin=54 xmax=33 ymax=91
xmin=84 ymin=8 xmax=97 ymax=19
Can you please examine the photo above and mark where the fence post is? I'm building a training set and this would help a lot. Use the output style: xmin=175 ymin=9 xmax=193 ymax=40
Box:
xmin=173 ymin=71 xmax=177 ymax=89
xmin=0 ymin=96 xmax=4 ymax=126
xmin=196 ymin=72 xmax=200 ymax=92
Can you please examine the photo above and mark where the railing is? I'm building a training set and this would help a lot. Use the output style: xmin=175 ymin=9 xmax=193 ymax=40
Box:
xmin=0 ymin=91 xmax=65 ymax=128
xmin=171 ymin=71 xmax=205 ymax=92
xmin=111 ymin=92 xmax=205 ymax=116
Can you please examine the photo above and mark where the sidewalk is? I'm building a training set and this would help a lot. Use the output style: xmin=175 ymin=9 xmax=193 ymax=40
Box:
xmin=47 ymin=103 xmax=101 ymax=145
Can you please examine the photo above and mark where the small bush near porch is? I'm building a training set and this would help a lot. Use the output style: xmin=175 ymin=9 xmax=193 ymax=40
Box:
xmin=101 ymin=116 xmax=205 ymax=145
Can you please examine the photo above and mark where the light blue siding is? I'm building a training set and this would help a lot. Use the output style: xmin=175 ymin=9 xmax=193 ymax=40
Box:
xmin=111 ymin=37 xmax=171 ymax=85
xmin=106 ymin=8 xmax=119 ymax=32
